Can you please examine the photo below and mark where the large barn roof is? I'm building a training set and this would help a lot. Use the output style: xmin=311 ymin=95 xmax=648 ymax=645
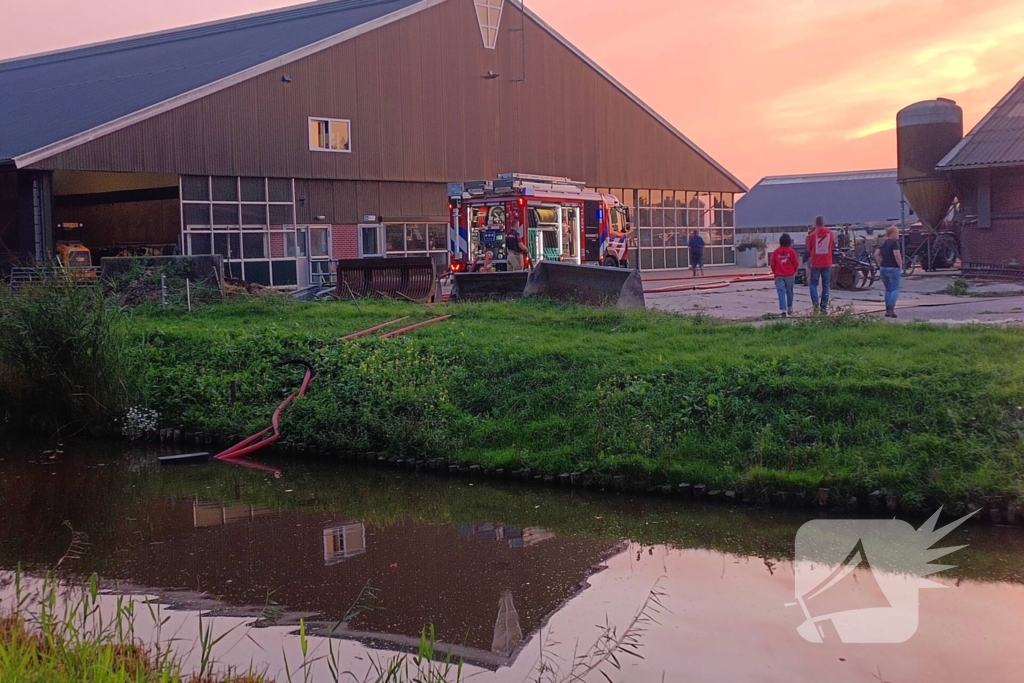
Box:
xmin=939 ymin=75 xmax=1024 ymax=170
xmin=736 ymin=169 xmax=904 ymax=230
xmin=0 ymin=0 xmax=432 ymax=164
xmin=0 ymin=0 xmax=746 ymax=190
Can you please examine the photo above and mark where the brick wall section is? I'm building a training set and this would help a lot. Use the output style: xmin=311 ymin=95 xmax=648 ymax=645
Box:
xmin=269 ymin=232 xmax=285 ymax=259
xmin=960 ymin=167 xmax=1024 ymax=266
xmin=332 ymin=225 xmax=358 ymax=259
xmin=963 ymin=218 xmax=1024 ymax=266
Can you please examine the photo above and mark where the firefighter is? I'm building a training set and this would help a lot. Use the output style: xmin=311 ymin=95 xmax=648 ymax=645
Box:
xmin=506 ymin=219 xmax=528 ymax=271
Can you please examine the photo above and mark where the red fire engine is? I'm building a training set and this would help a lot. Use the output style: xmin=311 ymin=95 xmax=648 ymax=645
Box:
xmin=447 ymin=174 xmax=631 ymax=272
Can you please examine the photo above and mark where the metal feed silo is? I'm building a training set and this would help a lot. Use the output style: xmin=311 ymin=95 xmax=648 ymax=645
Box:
xmin=896 ymin=99 xmax=963 ymax=230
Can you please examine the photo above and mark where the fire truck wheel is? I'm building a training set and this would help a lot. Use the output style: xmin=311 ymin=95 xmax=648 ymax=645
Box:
xmin=600 ymin=256 xmax=619 ymax=268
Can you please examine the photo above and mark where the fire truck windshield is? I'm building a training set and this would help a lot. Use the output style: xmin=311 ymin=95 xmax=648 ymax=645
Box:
xmin=610 ymin=206 xmax=625 ymax=234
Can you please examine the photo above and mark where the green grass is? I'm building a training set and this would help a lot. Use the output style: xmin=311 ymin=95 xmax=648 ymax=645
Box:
xmin=0 ymin=572 xmax=267 ymax=683
xmin=124 ymin=297 xmax=1024 ymax=508
xmin=0 ymin=569 xmax=463 ymax=683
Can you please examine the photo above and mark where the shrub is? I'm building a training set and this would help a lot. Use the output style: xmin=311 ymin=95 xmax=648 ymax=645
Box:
xmin=0 ymin=270 xmax=139 ymax=433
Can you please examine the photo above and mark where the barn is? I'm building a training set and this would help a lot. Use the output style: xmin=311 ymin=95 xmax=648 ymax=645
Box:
xmin=0 ymin=0 xmax=745 ymax=284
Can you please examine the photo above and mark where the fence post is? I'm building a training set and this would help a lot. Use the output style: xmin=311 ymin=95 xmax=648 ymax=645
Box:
xmin=186 ymin=278 xmax=192 ymax=312
xmin=161 ymin=274 xmax=168 ymax=307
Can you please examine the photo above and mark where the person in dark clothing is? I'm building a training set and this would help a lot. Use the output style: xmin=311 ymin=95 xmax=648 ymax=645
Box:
xmin=837 ymin=227 xmax=852 ymax=251
xmin=505 ymin=219 xmax=528 ymax=271
xmin=875 ymin=225 xmax=904 ymax=318
xmin=688 ymin=230 xmax=705 ymax=276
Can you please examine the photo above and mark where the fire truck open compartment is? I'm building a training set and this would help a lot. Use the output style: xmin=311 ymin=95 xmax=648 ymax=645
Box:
xmin=449 ymin=174 xmax=630 ymax=273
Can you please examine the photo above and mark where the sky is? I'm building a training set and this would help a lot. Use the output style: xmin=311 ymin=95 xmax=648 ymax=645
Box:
xmin=2 ymin=0 xmax=1022 ymax=187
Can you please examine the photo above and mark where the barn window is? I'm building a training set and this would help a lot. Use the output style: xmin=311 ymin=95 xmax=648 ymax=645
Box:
xmin=308 ymin=117 xmax=351 ymax=153
xmin=474 ymin=0 xmax=504 ymax=50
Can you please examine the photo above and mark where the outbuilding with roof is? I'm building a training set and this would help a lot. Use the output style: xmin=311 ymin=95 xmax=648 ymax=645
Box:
xmin=938 ymin=75 xmax=1024 ymax=276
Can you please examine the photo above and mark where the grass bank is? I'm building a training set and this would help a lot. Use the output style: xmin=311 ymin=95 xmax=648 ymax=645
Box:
xmin=128 ymin=297 xmax=1024 ymax=508
xmin=0 ymin=581 xmax=266 ymax=683
xmin=0 ymin=570 xmax=462 ymax=683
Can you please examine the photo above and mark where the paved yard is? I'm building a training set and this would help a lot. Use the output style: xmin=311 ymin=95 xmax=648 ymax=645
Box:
xmin=643 ymin=267 xmax=1024 ymax=325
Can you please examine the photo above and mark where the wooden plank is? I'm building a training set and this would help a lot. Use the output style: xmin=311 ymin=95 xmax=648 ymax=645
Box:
xmin=158 ymin=452 xmax=211 ymax=466
xmin=378 ymin=21 xmax=406 ymax=181
xmin=417 ymin=5 xmax=447 ymax=181
xmin=354 ymin=32 xmax=384 ymax=180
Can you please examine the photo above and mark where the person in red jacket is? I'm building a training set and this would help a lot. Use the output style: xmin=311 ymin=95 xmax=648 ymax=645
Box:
xmin=771 ymin=233 xmax=799 ymax=317
xmin=805 ymin=215 xmax=836 ymax=313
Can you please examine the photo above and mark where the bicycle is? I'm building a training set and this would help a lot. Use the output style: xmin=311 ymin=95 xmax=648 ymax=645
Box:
xmin=901 ymin=231 xmax=959 ymax=276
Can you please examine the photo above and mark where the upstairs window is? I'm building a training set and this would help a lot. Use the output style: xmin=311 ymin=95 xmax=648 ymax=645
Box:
xmin=308 ymin=117 xmax=351 ymax=153
xmin=474 ymin=0 xmax=504 ymax=49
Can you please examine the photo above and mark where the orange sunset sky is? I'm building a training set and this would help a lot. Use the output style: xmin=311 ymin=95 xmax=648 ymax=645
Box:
xmin=3 ymin=0 xmax=1022 ymax=187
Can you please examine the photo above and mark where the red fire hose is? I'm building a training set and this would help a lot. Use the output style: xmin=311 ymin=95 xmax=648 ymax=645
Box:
xmin=213 ymin=316 xmax=452 ymax=476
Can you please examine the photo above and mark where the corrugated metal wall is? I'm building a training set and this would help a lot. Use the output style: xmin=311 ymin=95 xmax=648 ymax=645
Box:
xmin=31 ymin=0 xmax=741 ymax=195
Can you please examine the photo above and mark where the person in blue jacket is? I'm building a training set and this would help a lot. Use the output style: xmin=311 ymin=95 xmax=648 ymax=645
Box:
xmin=688 ymin=230 xmax=706 ymax=276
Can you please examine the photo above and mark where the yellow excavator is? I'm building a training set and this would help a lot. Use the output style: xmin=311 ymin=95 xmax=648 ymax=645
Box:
xmin=55 ymin=223 xmax=97 ymax=278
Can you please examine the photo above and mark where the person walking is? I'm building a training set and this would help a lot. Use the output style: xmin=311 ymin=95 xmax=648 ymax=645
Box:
xmin=875 ymin=225 xmax=904 ymax=318
xmin=688 ymin=230 xmax=705 ymax=277
xmin=805 ymin=215 xmax=836 ymax=313
xmin=505 ymin=219 xmax=529 ymax=271
xmin=771 ymin=233 xmax=799 ymax=318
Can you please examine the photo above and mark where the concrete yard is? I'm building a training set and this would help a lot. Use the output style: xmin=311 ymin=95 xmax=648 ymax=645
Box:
xmin=643 ymin=267 xmax=1024 ymax=325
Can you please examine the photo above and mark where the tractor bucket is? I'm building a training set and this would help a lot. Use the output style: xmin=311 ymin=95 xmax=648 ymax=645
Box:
xmin=450 ymin=271 xmax=529 ymax=302
xmin=336 ymin=257 xmax=438 ymax=303
xmin=523 ymin=261 xmax=646 ymax=309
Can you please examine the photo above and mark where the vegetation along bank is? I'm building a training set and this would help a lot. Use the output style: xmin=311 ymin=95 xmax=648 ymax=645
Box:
xmin=1 ymin=278 xmax=1023 ymax=513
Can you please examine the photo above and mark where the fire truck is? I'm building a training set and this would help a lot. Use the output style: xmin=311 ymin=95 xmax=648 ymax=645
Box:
xmin=447 ymin=174 xmax=631 ymax=272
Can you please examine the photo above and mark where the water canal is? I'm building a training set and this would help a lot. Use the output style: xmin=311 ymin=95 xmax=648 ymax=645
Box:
xmin=2 ymin=437 xmax=1023 ymax=682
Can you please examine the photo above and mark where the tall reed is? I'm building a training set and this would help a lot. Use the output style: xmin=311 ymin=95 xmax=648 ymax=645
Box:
xmin=0 ymin=269 xmax=138 ymax=433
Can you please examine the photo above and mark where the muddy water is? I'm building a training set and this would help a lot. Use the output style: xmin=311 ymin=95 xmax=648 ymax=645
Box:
xmin=2 ymin=437 xmax=1023 ymax=682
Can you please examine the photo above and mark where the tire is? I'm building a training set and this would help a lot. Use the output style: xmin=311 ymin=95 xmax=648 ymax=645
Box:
xmin=902 ymin=258 xmax=917 ymax=277
xmin=930 ymin=238 xmax=958 ymax=270
xmin=600 ymin=256 xmax=619 ymax=268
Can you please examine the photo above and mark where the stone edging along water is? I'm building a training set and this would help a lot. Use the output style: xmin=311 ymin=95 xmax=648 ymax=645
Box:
xmin=148 ymin=426 xmax=1024 ymax=528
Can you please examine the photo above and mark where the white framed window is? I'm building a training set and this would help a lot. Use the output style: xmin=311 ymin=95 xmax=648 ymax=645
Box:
xmin=308 ymin=117 xmax=352 ymax=153
xmin=359 ymin=224 xmax=385 ymax=258
xmin=474 ymin=0 xmax=504 ymax=50
xmin=309 ymin=226 xmax=331 ymax=258
xmin=357 ymin=223 xmax=449 ymax=259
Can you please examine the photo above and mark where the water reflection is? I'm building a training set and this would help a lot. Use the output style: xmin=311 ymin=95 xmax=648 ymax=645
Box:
xmin=2 ymin=438 xmax=1024 ymax=681
xmin=459 ymin=523 xmax=556 ymax=548
xmin=193 ymin=501 xmax=278 ymax=528
xmin=323 ymin=522 xmax=367 ymax=565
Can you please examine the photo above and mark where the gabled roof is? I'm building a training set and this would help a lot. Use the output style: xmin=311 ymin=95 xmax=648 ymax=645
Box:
xmin=939 ymin=75 xmax=1024 ymax=170
xmin=736 ymin=169 xmax=904 ymax=229
xmin=0 ymin=0 xmax=746 ymax=191
xmin=0 ymin=0 xmax=432 ymax=164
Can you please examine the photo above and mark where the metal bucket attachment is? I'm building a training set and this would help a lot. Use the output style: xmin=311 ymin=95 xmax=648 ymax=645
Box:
xmin=450 ymin=272 xmax=529 ymax=302
xmin=335 ymin=257 xmax=438 ymax=303
xmin=524 ymin=261 xmax=646 ymax=309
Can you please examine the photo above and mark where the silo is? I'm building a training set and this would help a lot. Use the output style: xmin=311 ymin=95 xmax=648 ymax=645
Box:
xmin=896 ymin=99 xmax=963 ymax=230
